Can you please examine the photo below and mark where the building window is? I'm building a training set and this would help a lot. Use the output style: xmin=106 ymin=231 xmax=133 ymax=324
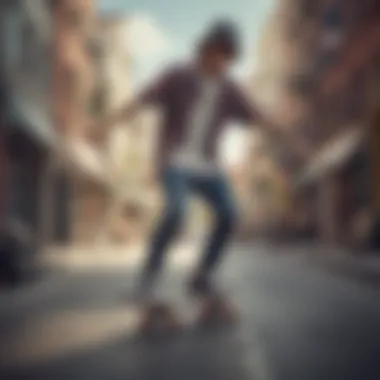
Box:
xmin=323 ymin=2 xmax=344 ymax=30
xmin=319 ymin=2 xmax=345 ymax=61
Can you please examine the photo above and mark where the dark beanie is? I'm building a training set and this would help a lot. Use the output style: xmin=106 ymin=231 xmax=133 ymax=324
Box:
xmin=199 ymin=19 xmax=241 ymax=58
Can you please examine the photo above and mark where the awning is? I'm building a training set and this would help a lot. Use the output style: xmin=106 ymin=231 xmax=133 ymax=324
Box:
xmin=295 ymin=128 xmax=363 ymax=188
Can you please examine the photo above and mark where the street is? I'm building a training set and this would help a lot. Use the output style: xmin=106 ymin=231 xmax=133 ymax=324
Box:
xmin=2 ymin=0 xmax=380 ymax=379
xmin=0 ymin=244 xmax=380 ymax=380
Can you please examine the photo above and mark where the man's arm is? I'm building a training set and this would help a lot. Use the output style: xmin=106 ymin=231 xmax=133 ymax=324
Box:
xmin=92 ymin=67 xmax=175 ymax=130
xmin=95 ymin=99 xmax=141 ymax=130
xmin=230 ymin=83 xmax=312 ymax=159
xmin=256 ymin=111 xmax=312 ymax=161
xmin=229 ymin=82 xmax=283 ymax=139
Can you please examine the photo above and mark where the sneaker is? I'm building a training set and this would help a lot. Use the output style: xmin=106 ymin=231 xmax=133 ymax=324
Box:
xmin=138 ymin=302 xmax=182 ymax=335
xmin=197 ymin=294 xmax=238 ymax=327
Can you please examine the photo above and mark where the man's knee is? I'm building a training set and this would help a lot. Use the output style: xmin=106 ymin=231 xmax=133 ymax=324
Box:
xmin=151 ymin=204 xmax=184 ymax=250
xmin=163 ymin=204 xmax=184 ymax=229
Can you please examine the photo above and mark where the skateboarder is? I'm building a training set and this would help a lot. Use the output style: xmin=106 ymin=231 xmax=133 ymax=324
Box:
xmin=96 ymin=20 xmax=306 ymax=329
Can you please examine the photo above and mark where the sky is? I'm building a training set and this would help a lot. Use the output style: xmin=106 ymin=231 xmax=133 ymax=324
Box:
xmin=96 ymin=0 xmax=276 ymax=166
xmin=96 ymin=0 xmax=275 ymax=86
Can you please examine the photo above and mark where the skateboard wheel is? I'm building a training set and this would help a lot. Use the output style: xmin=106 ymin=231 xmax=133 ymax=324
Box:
xmin=197 ymin=297 xmax=238 ymax=327
xmin=138 ymin=302 xmax=182 ymax=336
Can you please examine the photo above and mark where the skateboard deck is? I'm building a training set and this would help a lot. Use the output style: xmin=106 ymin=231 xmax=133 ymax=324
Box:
xmin=135 ymin=297 xmax=239 ymax=338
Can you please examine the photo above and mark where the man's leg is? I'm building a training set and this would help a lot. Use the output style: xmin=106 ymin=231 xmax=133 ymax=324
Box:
xmin=189 ymin=173 xmax=237 ymax=295
xmin=139 ymin=167 xmax=188 ymax=299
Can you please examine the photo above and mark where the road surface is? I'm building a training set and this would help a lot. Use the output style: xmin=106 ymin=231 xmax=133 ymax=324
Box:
xmin=0 ymin=245 xmax=379 ymax=380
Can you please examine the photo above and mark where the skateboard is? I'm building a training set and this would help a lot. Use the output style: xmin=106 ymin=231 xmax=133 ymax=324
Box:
xmin=137 ymin=303 xmax=182 ymax=338
xmin=195 ymin=294 xmax=238 ymax=328
xmin=136 ymin=296 xmax=239 ymax=338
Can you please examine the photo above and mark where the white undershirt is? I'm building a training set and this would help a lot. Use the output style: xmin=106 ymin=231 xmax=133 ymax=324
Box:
xmin=170 ymin=77 xmax=221 ymax=174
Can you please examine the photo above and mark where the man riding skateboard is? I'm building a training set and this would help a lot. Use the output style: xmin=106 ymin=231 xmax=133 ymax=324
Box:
xmin=95 ymin=19 xmax=306 ymax=331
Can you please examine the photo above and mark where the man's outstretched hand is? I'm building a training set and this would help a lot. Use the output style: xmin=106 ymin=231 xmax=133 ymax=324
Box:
xmin=256 ymin=112 xmax=314 ymax=163
xmin=87 ymin=99 xmax=142 ymax=133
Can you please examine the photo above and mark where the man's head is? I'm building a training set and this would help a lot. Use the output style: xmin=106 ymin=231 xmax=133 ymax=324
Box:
xmin=197 ymin=20 xmax=241 ymax=76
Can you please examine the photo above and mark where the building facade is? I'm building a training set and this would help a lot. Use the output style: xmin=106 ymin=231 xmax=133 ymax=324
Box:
xmin=52 ymin=0 xmax=113 ymax=245
xmin=0 ymin=0 xmax=112 ymax=254
xmin=291 ymin=0 xmax=380 ymax=249
xmin=252 ymin=0 xmax=313 ymax=129
xmin=90 ymin=15 xmax=161 ymax=244
xmin=248 ymin=1 xmax=305 ymax=239
xmin=0 ymin=0 xmax=57 ymax=280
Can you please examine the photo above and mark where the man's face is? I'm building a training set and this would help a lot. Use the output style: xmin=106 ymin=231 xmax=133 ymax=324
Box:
xmin=202 ymin=47 xmax=234 ymax=76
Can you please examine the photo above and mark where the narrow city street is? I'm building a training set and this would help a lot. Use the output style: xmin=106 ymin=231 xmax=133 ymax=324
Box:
xmin=0 ymin=244 xmax=379 ymax=380
xmin=1 ymin=0 xmax=380 ymax=379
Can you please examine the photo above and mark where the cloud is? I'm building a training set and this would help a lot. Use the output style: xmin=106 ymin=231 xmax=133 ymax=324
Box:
xmin=121 ymin=13 xmax=173 ymax=59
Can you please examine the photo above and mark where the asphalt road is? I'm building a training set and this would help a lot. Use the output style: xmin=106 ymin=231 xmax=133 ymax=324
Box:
xmin=0 ymin=246 xmax=379 ymax=380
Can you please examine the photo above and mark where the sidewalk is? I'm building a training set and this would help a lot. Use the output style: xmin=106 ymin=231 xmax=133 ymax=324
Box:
xmin=312 ymin=250 xmax=380 ymax=288
xmin=278 ymin=242 xmax=380 ymax=289
xmin=39 ymin=241 xmax=203 ymax=273
xmin=39 ymin=241 xmax=380 ymax=288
